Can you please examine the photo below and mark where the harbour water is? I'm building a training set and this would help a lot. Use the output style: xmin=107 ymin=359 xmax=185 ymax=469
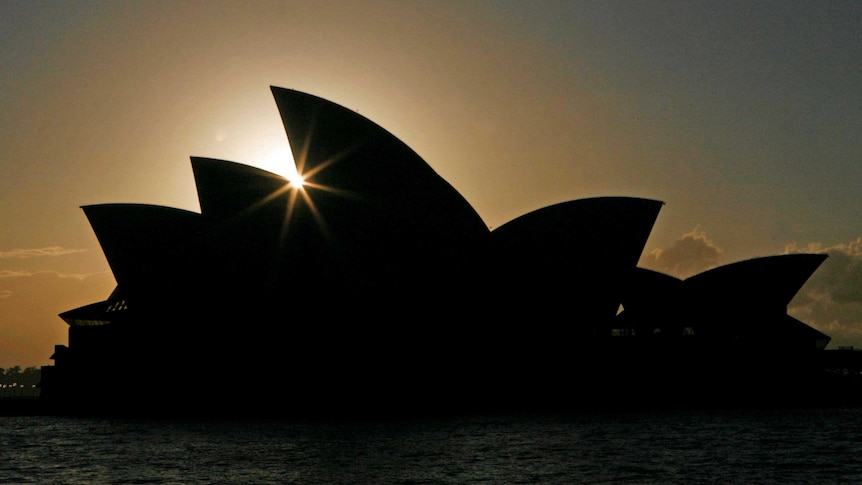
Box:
xmin=3 ymin=407 xmax=862 ymax=484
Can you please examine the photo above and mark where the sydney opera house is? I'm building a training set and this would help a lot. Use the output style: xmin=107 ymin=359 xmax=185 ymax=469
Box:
xmin=37 ymin=87 xmax=839 ymax=417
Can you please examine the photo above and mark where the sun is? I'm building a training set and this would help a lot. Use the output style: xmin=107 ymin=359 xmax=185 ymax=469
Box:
xmin=258 ymin=147 xmax=305 ymax=188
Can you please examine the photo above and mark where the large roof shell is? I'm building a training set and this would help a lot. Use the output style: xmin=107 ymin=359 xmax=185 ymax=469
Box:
xmin=192 ymin=157 xmax=292 ymax=221
xmin=271 ymin=87 xmax=488 ymax=242
xmin=491 ymin=197 xmax=664 ymax=268
xmin=267 ymin=87 xmax=493 ymax=315
xmin=82 ymin=204 xmax=205 ymax=309
xmin=679 ymin=253 xmax=829 ymax=346
xmin=488 ymin=196 xmax=664 ymax=327
xmin=616 ymin=255 xmax=829 ymax=342
xmin=272 ymin=87 xmax=485 ymax=221
xmin=684 ymin=253 xmax=828 ymax=310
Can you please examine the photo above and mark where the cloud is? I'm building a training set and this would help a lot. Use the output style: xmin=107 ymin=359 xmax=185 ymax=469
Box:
xmin=639 ymin=227 xmax=723 ymax=279
xmin=0 ymin=270 xmax=31 ymax=278
xmin=0 ymin=247 xmax=86 ymax=259
xmin=786 ymin=237 xmax=862 ymax=348
xmin=0 ymin=270 xmax=92 ymax=280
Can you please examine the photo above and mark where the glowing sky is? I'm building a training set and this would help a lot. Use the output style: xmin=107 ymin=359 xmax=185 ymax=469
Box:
xmin=1 ymin=1 xmax=861 ymax=368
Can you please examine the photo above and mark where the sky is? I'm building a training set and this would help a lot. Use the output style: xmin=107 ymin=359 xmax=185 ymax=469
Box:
xmin=1 ymin=0 xmax=861 ymax=369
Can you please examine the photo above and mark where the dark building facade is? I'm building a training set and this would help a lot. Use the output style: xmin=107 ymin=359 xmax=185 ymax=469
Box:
xmin=39 ymin=87 xmax=833 ymax=416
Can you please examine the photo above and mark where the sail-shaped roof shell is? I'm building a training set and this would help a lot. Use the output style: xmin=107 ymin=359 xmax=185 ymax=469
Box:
xmin=268 ymin=87 xmax=492 ymax=317
xmin=82 ymin=204 xmax=205 ymax=311
xmin=488 ymin=196 xmax=664 ymax=330
xmin=270 ymin=87 xmax=487 ymax=239
xmin=684 ymin=253 xmax=828 ymax=309
xmin=192 ymin=157 xmax=292 ymax=221
xmin=680 ymin=254 xmax=829 ymax=346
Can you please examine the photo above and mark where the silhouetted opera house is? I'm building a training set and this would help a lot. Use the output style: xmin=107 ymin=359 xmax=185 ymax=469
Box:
xmin=38 ymin=87 xmax=840 ymax=416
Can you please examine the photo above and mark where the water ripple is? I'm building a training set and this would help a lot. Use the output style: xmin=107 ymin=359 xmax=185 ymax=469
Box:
xmin=3 ymin=409 xmax=862 ymax=484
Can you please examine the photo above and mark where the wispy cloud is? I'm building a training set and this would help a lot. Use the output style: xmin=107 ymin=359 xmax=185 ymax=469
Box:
xmin=0 ymin=270 xmax=32 ymax=278
xmin=0 ymin=270 xmax=100 ymax=280
xmin=0 ymin=247 xmax=86 ymax=259
xmin=639 ymin=227 xmax=723 ymax=279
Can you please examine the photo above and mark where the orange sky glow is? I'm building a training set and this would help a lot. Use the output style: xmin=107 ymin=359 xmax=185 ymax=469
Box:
xmin=1 ymin=1 xmax=861 ymax=368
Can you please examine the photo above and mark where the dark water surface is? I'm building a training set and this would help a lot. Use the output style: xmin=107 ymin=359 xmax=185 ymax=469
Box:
xmin=3 ymin=408 xmax=862 ymax=484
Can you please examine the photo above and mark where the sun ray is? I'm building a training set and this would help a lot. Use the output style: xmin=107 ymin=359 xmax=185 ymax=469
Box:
xmin=258 ymin=147 xmax=305 ymax=187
